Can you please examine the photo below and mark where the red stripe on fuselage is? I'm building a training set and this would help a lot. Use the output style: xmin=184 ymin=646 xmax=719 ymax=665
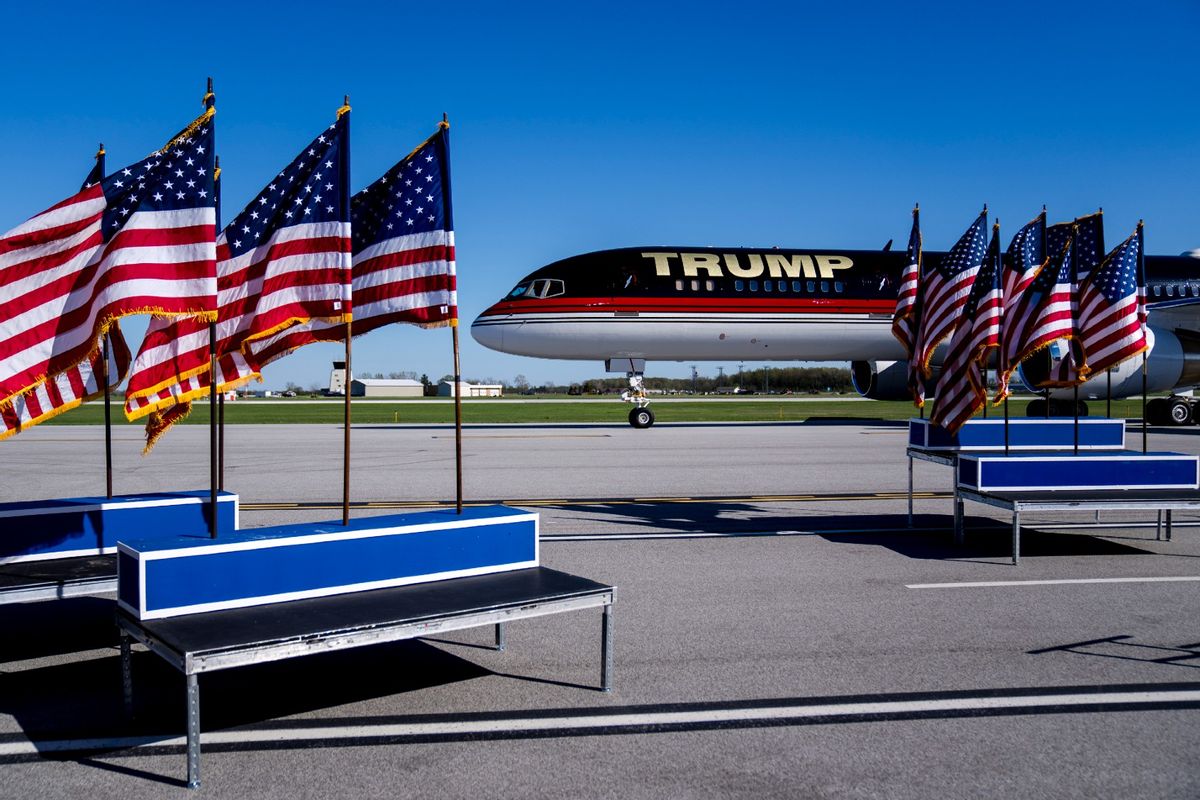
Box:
xmin=479 ymin=296 xmax=893 ymax=317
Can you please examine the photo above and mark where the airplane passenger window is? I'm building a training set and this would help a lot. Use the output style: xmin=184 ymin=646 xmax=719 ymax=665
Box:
xmin=792 ymin=281 xmax=802 ymax=292
xmin=1167 ymin=285 xmax=1176 ymax=297
xmin=821 ymin=281 xmax=829 ymax=292
xmin=735 ymin=280 xmax=744 ymax=291
xmin=835 ymin=281 xmax=844 ymax=293
xmin=750 ymin=280 xmax=759 ymax=291
xmin=806 ymin=281 xmax=815 ymax=292
xmin=776 ymin=281 xmax=786 ymax=292
xmin=1191 ymin=283 xmax=1200 ymax=297
xmin=705 ymin=280 xmax=714 ymax=291
xmin=764 ymin=281 xmax=773 ymax=292
xmin=690 ymin=280 xmax=700 ymax=291
xmin=675 ymin=280 xmax=684 ymax=291
xmin=1153 ymin=285 xmax=1162 ymax=297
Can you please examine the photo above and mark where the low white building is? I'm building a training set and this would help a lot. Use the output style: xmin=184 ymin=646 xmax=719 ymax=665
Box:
xmin=438 ymin=380 xmax=503 ymax=398
xmin=351 ymin=378 xmax=424 ymax=398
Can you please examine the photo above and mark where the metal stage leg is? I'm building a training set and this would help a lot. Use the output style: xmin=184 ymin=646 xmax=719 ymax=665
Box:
xmin=494 ymin=622 xmax=506 ymax=651
xmin=1157 ymin=511 xmax=1163 ymax=541
xmin=601 ymin=603 xmax=614 ymax=693
xmin=953 ymin=484 xmax=963 ymax=545
xmin=187 ymin=673 xmax=201 ymax=790
xmin=1167 ymin=510 xmax=1173 ymax=542
xmin=1012 ymin=507 xmax=1021 ymax=566
xmin=907 ymin=455 xmax=913 ymax=528
xmin=120 ymin=632 xmax=133 ymax=718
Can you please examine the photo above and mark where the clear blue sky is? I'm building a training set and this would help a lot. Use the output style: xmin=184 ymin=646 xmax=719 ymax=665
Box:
xmin=2 ymin=1 xmax=1197 ymax=389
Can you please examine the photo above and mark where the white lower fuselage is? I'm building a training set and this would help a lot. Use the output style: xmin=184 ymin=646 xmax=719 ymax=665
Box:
xmin=471 ymin=309 xmax=908 ymax=362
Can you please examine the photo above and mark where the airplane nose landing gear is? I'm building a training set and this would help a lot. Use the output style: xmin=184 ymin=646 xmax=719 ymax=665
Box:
xmin=628 ymin=406 xmax=655 ymax=428
xmin=620 ymin=371 xmax=654 ymax=428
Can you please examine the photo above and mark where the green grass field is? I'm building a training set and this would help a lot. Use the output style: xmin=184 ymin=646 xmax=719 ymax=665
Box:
xmin=42 ymin=397 xmax=1153 ymax=426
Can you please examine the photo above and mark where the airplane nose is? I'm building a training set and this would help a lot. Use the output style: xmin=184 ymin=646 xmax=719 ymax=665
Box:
xmin=470 ymin=308 xmax=505 ymax=352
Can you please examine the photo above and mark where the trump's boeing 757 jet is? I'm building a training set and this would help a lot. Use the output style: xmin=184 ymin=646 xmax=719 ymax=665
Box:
xmin=472 ymin=245 xmax=1200 ymax=427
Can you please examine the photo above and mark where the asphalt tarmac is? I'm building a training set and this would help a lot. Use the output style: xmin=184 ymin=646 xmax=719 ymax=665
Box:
xmin=2 ymin=421 xmax=1199 ymax=798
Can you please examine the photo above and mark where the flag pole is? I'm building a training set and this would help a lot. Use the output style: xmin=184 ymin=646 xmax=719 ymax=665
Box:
xmin=215 ymin=154 xmax=225 ymax=492
xmin=205 ymin=78 xmax=219 ymax=538
xmin=452 ymin=323 xmax=464 ymax=514
xmin=1106 ymin=370 xmax=1112 ymax=418
xmin=341 ymin=96 xmax=352 ymax=526
xmin=95 ymin=143 xmax=114 ymax=498
xmin=1139 ymin=220 xmax=1147 ymax=454
xmin=445 ymin=113 xmax=464 ymax=514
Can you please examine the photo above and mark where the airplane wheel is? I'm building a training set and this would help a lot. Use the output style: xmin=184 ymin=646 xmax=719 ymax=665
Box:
xmin=1168 ymin=397 xmax=1193 ymax=426
xmin=1145 ymin=397 xmax=1168 ymax=426
xmin=1025 ymin=399 xmax=1047 ymax=417
xmin=629 ymin=407 xmax=655 ymax=428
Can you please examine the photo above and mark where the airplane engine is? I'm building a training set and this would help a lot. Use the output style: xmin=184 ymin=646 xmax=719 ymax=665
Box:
xmin=1019 ymin=326 xmax=1200 ymax=399
xmin=851 ymin=360 xmax=919 ymax=400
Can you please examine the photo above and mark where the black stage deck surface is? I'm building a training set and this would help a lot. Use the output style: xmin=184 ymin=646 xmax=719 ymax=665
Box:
xmin=0 ymin=555 xmax=115 ymax=591
xmin=121 ymin=566 xmax=612 ymax=656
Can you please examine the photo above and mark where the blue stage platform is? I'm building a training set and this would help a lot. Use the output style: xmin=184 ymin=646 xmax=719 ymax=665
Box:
xmin=957 ymin=451 xmax=1200 ymax=493
xmin=0 ymin=491 xmax=238 ymax=565
xmin=909 ymin=418 xmax=1126 ymax=452
xmin=118 ymin=505 xmax=539 ymax=620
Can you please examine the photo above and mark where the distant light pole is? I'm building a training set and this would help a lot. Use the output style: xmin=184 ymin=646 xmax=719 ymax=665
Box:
xmin=691 ymin=365 xmax=698 ymax=394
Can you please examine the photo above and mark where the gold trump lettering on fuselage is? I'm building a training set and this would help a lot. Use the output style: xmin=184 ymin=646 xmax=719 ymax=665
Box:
xmin=641 ymin=252 xmax=853 ymax=279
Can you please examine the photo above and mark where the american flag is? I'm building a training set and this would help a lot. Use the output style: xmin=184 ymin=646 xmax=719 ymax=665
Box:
xmin=913 ymin=211 xmax=989 ymax=381
xmin=1 ymin=321 xmax=130 ymax=441
xmin=1071 ymin=211 xmax=1104 ymax=284
xmin=930 ymin=222 xmax=1002 ymax=433
xmin=1050 ymin=225 xmax=1147 ymax=383
xmin=996 ymin=226 xmax=1075 ymax=396
xmin=993 ymin=212 xmax=1045 ymax=401
xmin=891 ymin=206 xmax=921 ymax=357
xmin=0 ymin=111 xmax=217 ymax=411
xmin=0 ymin=152 xmax=135 ymax=439
xmin=124 ymin=111 xmax=351 ymax=447
xmin=250 ymin=123 xmax=457 ymax=366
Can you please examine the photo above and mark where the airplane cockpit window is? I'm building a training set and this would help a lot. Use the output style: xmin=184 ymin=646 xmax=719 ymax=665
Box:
xmin=524 ymin=278 xmax=566 ymax=299
xmin=507 ymin=283 xmax=531 ymax=299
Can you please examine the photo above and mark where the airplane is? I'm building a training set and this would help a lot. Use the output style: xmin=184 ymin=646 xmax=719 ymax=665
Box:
xmin=471 ymin=245 xmax=1200 ymax=427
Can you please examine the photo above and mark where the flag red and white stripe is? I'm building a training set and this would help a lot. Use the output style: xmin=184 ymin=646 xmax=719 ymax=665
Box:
xmin=250 ymin=228 xmax=457 ymax=366
xmin=0 ymin=323 xmax=131 ymax=441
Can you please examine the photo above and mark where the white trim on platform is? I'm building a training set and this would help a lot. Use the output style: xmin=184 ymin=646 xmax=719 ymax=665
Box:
xmin=0 ymin=493 xmax=237 ymax=519
xmin=131 ymin=558 xmax=541 ymax=620
xmin=126 ymin=511 xmax=539 ymax=561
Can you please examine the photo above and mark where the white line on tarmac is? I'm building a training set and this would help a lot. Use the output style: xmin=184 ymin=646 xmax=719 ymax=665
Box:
xmin=3 ymin=688 xmax=1198 ymax=757
xmin=907 ymin=576 xmax=1200 ymax=589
